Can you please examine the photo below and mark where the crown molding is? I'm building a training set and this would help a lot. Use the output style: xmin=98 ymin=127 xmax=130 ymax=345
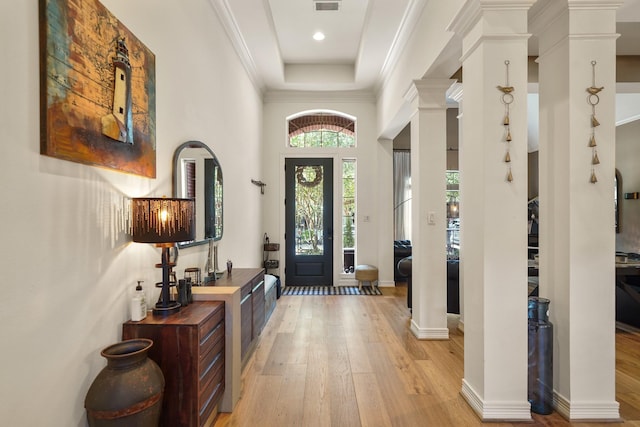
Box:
xmin=207 ymin=0 xmax=265 ymax=93
xmin=264 ymin=90 xmax=376 ymax=104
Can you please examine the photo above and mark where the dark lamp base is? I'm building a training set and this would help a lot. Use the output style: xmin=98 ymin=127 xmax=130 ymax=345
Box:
xmin=152 ymin=301 xmax=181 ymax=316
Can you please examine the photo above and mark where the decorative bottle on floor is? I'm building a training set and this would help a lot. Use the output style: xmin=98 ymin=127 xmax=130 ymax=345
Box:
xmin=528 ymin=297 xmax=554 ymax=414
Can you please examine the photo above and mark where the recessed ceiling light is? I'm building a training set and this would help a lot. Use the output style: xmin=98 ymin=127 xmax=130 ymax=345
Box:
xmin=313 ymin=31 xmax=325 ymax=41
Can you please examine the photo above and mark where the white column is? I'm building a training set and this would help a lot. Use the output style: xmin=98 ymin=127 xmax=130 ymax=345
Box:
xmin=377 ymin=138 xmax=395 ymax=287
xmin=449 ymin=0 xmax=534 ymax=420
xmin=406 ymin=79 xmax=454 ymax=339
xmin=531 ymin=0 xmax=621 ymax=420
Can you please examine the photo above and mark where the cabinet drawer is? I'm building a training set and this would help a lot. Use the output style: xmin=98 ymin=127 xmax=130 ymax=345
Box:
xmin=199 ymin=331 xmax=224 ymax=384
xmin=198 ymin=358 xmax=224 ymax=427
xmin=199 ymin=320 xmax=224 ymax=368
xmin=240 ymin=293 xmax=252 ymax=360
xmin=199 ymin=304 xmax=224 ymax=345
xmin=252 ymin=280 xmax=265 ymax=337
xmin=241 ymin=282 xmax=252 ymax=300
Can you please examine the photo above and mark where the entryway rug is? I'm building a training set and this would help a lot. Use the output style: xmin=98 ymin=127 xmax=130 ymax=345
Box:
xmin=282 ymin=286 xmax=382 ymax=296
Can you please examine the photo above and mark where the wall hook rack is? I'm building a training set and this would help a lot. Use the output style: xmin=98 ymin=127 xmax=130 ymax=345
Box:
xmin=251 ymin=179 xmax=267 ymax=194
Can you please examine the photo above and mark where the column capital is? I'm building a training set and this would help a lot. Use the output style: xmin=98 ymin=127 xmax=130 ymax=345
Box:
xmin=448 ymin=0 xmax=537 ymax=37
xmin=530 ymin=0 xmax=623 ymax=38
xmin=403 ymin=79 xmax=457 ymax=110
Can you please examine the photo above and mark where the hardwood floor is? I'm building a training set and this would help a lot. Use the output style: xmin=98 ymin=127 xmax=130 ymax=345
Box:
xmin=214 ymin=284 xmax=640 ymax=427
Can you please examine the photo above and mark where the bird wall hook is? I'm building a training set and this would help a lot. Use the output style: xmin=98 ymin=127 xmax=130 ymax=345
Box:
xmin=251 ymin=179 xmax=267 ymax=194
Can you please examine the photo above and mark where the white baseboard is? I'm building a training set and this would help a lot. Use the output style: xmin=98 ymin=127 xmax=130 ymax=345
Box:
xmin=553 ymin=391 xmax=621 ymax=421
xmin=410 ymin=320 xmax=449 ymax=339
xmin=461 ymin=379 xmax=532 ymax=421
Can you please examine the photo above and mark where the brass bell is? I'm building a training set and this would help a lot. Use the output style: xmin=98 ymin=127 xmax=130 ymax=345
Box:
xmin=504 ymin=151 xmax=511 ymax=163
xmin=588 ymin=135 xmax=597 ymax=147
xmin=591 ymin=115 xmax=600 ymax=127
xmin=590 ymin=170 xmax=598 ymax=183
xmin=503 ymin=115 xmax=510 ymax=126
xmin=505 ymin=130 xmax=512 ymax=142
xmin=592 ymin=151 xmax=600 ymax=165
xmin=507 ymin=169 xmax=513 ymax=182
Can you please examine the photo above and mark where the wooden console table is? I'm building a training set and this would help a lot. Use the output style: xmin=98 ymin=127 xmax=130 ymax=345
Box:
xmin=191 ymin=268 xmax=265 ymax=413
xmin=122 ymin=301 xmax=225 ymax=427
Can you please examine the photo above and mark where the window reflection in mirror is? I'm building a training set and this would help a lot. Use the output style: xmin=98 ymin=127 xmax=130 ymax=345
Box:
xmin=173 ymin=141 xmax=222 ymax=247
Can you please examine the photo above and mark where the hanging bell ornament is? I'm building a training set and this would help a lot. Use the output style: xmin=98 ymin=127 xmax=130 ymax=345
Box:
xmin=590 ymin=170 xmax=598 ymax=183
xmin=507 ymin=168 xmax=513 ymax=182
xmin=504 ymin=151 xmax=511 ymax=163
xmin=592 ymin=151 xmax=600 ymax=165
xmin=588 ymin=134 xmax=597 ymax=147
xmin=506 ymin=130 xmax=512 ymax=142
xmin=503 ymin=114 xmax=510 ymax=126
xmin=591 ymin=115 xmax=600 ymax=127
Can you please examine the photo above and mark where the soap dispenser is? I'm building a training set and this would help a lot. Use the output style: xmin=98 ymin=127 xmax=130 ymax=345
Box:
xmin=130 ymin=280 xmax=147 ymax=321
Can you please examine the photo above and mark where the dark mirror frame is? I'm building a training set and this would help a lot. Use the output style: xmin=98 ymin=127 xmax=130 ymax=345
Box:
xmin=173 ymin=141 xmax=223 ymax=247
xmin=615 ymin=168 xmax=622 ymax=234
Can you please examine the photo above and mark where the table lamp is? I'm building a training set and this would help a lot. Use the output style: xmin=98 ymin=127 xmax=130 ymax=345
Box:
xmin=132 ymin=197 xmax=195 ymax=315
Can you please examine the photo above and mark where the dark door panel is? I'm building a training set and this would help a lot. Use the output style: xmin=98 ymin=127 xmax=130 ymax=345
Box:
xmin=285 ymin=158 xmax=333 ymax=286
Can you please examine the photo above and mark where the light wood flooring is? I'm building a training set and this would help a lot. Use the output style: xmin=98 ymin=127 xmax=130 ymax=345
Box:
xmin=214 ymin=284 xmax=640 ymax=427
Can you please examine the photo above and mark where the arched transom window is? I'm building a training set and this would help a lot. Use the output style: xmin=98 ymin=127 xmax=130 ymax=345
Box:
xmin=288 ymin=112 xmax=356 ymax=148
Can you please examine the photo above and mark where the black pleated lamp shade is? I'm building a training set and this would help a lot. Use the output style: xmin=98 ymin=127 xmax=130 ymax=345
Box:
xmin=132 ymin=198 xmax=195 ymax=244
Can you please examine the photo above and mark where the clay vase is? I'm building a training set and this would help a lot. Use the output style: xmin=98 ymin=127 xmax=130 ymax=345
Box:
xmin=85 ymin=339 xmax=165 ymax=427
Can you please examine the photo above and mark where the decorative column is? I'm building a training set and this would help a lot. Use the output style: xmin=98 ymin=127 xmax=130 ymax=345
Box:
xmin=405 ymin=79 xmax=455 ymax=339
xmin=377 ymin=138 xmax=395 ymax=287
xmin=531 ymin=0 xmax=621 ymax=420
xmin=448 ymin=0 xmax=534 ymax=420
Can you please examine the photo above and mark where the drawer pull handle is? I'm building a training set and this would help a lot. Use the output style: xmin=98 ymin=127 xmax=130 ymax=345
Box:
xmin=252 ymin=280 xmax=264 ymax=293
xmin=201 ymin=322 xmax=223 ymax=346
xmin=199 ymin=351 xmax=223 ymax=382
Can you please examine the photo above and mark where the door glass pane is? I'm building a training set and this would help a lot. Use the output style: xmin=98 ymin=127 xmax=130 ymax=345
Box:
xmin=342 ymin=160 xmax=356 ymax=273
xmin=295 ymin=165 xmax=324 ymax=256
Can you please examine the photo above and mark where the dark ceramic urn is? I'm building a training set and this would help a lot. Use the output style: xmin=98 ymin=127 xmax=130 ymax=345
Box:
xmin=85 ymin=338 xmax=164 ymax=426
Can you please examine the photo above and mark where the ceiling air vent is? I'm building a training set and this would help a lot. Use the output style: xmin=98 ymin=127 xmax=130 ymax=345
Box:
xmin=314 ymin=1 xmax=340 ymax=11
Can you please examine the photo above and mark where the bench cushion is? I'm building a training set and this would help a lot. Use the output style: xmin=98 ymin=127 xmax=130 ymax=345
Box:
xmin=265 ymin=274 xmax=277 ymax=293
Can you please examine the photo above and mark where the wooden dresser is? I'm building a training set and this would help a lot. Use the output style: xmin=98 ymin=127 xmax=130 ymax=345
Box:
xmin=123 ymin=301 xmax=225 ymax=427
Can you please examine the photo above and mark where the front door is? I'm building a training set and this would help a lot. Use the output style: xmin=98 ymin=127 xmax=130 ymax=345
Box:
xmin=285 ymin=158 xmax=333 ymax=286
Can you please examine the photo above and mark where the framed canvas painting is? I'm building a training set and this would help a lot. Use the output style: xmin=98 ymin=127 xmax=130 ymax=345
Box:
xmin=39 ymin=0 xmax=156 ymax=178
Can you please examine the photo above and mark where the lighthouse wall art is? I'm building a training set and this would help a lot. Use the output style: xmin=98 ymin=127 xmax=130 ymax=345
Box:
xmin=39 ymin=0 xmax=156 ymax=178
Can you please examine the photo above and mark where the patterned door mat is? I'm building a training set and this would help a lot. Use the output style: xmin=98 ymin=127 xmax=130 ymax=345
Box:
xmin=282 ymin=286 xmax=382 ymax=296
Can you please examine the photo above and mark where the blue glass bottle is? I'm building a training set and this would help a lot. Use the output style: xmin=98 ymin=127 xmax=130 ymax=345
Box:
xmin=528 ymin=297 xmax=554 ymax=414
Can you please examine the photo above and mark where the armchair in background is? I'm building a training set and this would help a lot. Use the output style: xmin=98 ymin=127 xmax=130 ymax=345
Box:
xmin=394 ymin=240 xmax=412 ymax=281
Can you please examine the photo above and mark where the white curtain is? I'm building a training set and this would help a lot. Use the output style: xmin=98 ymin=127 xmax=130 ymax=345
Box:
xmin=393 ymin=151 xmax=411 ymax=241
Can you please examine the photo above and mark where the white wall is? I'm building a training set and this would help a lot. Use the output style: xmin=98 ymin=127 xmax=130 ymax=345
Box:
xmin=262 ymin=93 xmax=394 ymax=285
xmin=0 ymin=1 xmax=262 ymax=425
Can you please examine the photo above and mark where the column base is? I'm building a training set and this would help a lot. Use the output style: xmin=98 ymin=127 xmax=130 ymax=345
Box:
xmin=461 ymin=379 xmax=532 ymax=422
xmin=553 ymin=391 xmax=621 ymax=421
xmin=409 ymin=320 xmax=449 ymax=339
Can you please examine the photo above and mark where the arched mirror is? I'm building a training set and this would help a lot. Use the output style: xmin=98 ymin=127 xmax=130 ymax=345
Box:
xmin=173 ymin=141 xmax=223 ymax=247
